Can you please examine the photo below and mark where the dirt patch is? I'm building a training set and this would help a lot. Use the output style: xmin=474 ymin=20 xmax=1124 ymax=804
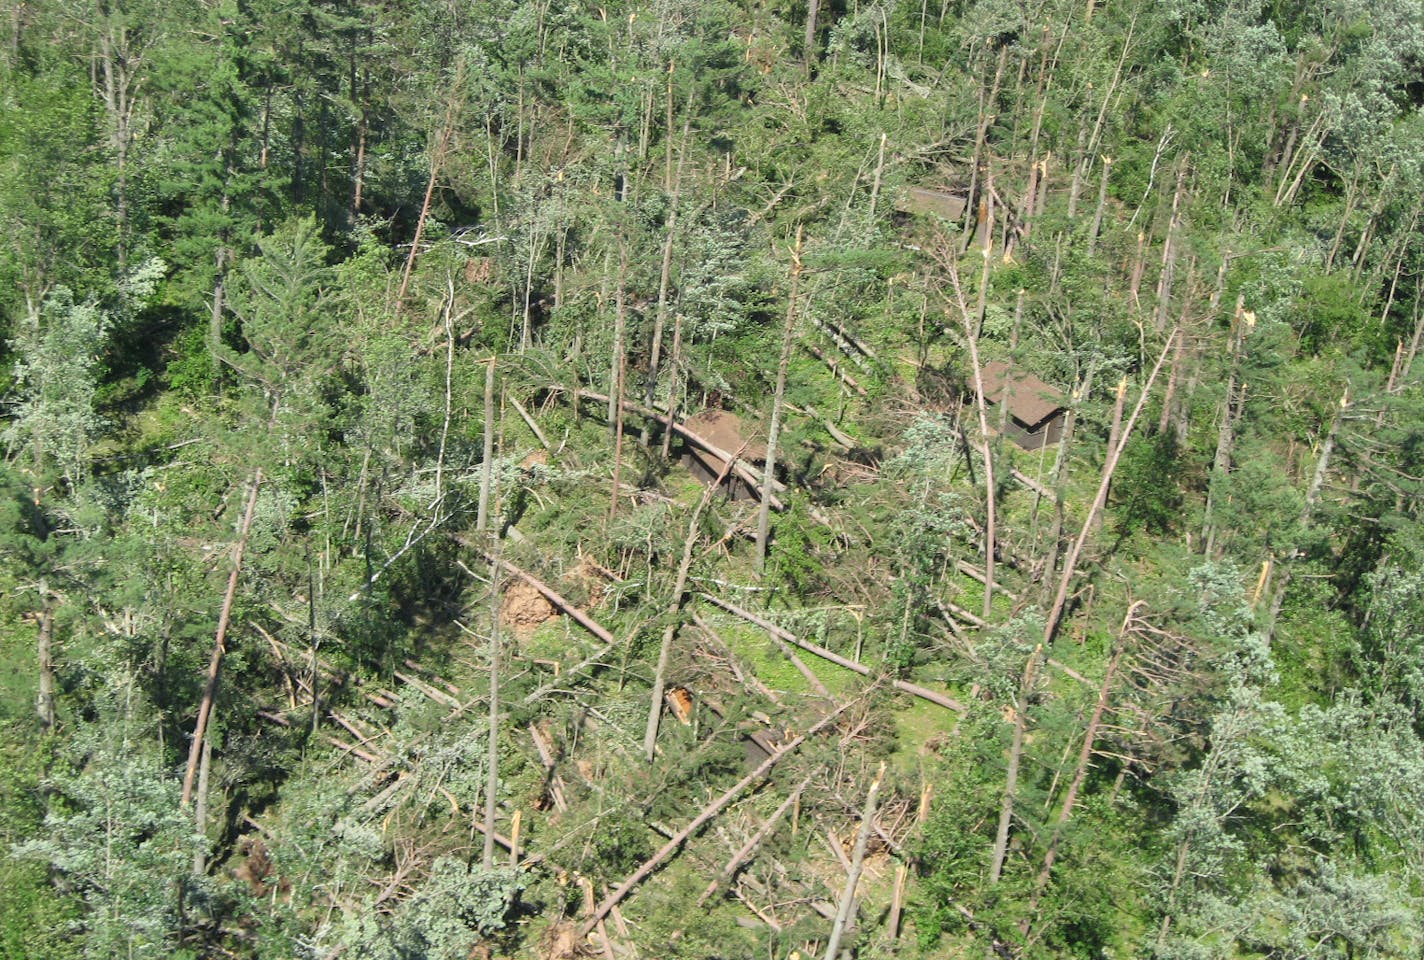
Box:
xmin=540 ymin=920 xmax=587 ymax=959
xmin=502 ymin=580 xmax=558 ymax=637
xmin=565 ymin=558 xmax=610 ymax=610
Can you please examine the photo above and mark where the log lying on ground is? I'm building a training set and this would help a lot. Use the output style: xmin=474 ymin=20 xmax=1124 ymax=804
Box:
xmin=701 ymin=594 xmax=965 ymax=713
xmin=1011 ymin=468 xmax=1053 ymax=500
xmin=698 ymin=776 xmax=812 ymax=907
xmin=576 ymin=697 xmax=861 ymax=940
xmin=802 ymin=343 xmax=869 ymax=396
xmin=456 ymin=540 xmax=617 ymax=645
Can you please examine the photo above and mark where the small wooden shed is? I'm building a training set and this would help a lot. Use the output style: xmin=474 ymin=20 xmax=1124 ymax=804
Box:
xmin=894 ymin=186 xmax=969 ymax=222
xmin=978 ymin=361 xmax=1067 ymax=450
xmin=680 ymin=409 xmax=767 ymax=500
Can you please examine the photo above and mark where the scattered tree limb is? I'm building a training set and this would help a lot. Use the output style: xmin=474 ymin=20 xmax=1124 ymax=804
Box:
xmin=575 ymin=697 xmax=862 ymax=940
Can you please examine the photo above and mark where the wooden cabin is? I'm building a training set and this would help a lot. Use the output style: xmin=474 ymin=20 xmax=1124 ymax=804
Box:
xmin=680 ymin=409 xmax=767 ymax=500
xmin=894 ymin=186 xmax=969 ymax=221
xmin=977 ymin=361 xmax=1067 ymax=450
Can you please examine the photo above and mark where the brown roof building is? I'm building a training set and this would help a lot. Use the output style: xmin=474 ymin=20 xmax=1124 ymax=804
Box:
xmin=977 ymin=361 xmax=1067 ymax=450
xmin=680 ymin=409 xmax=767 ymax=500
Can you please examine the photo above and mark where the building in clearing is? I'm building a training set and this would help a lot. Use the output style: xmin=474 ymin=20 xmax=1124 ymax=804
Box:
xmin=977 ymin=361 xmax=1067 ymax=450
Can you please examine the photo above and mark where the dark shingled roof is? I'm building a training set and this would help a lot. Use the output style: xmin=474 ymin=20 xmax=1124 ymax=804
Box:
xmin=978 ymin=361 xmax=1066 ymax=428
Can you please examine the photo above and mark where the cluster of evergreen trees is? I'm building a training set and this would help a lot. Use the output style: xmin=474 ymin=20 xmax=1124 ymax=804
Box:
xmin=2 ymin=0 xmax=1423 ymax=956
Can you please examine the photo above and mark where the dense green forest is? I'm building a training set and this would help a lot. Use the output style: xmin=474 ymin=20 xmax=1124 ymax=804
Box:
xmin=2 ymin=0 xmax=1423 ymax=956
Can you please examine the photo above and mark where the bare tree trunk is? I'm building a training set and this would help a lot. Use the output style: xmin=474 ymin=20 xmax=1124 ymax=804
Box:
xmin=888 ymin=779 xmax=934 ymax=939
xmin=607 ymin=238 xmax=630 ymax=526
xmin=641 ymin=112 xmax=693 ymax=445
xmin=804 ymin=0 xmax=821 ymax=68
xmin=1066 ymin=123 xmax=1087 ymax=219
xmin=941 ymin=230 xmax=998 ymax=623
xmin=963 ymin=48 xmax=1007 ymax=250
xmin=824 ymin=765 xmax=884 ymax=960
xmin=1202 ymin=297 xmax=1250 ymax=555
xmin=182 ymin=470 xmax=263 ymax=809
xmin=755 ymin=227 xmax=804 ymax=574
xmin=1030 ymin=632 xmax=1125 ymax=908
xmin=660 ymin=309 xmax=686 ymax=460
xmin=396 ymin=68 xmax=463 ymax=315
xmin=868 ymin=132 xmax=888 ymax=222
xmin=1043 ymin=332 xmax=1177 ymax=644
xmin=989 ymin=646 xmax=1042 ymax=884
xmin=1266 ymin=390 xmax=1348 ymax=635
xmin=1087 ymin=156 xmax=1112 ymax=256
xmin=192 ymin=726 xmax=214 ymax=875
xmin=1152 ymin=158 xmax=1189 ymax=334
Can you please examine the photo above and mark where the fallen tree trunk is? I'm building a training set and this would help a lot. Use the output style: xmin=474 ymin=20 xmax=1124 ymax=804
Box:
xmin=476 ymin=549 xmax=616 ymax=645
xmin=645 ymin=451 xmax=740 ymax=760
xmin=182 ymin=470 xmax=263 ymax=809
xmin=1043 ymin=329 xmax=1177 ymax=644
xmin=576 ymin=697 xmax=861 ymax=940
xmin=823 ymin=765 xmax=883 ymax=960
xmin=701 ymin=594 xmax=965 ymax=713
